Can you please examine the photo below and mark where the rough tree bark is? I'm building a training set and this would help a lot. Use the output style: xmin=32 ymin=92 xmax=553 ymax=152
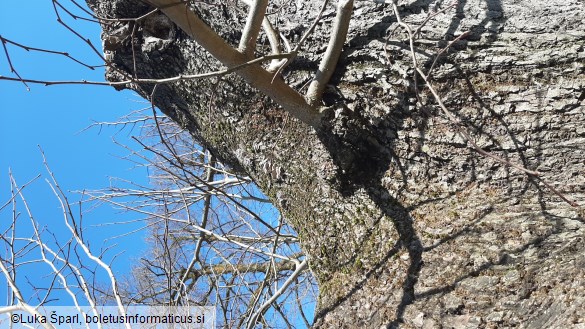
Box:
xmin=88 ymin=0 xmax=584 ymax=327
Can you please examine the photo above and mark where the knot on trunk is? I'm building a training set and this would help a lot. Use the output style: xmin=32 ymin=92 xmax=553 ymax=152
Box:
xmin=141 ymin=13 xmax=176 ymax=54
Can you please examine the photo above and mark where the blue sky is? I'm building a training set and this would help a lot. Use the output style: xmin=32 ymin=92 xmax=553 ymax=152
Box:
xmin=0 ymin=1 xmax=151 ymax=304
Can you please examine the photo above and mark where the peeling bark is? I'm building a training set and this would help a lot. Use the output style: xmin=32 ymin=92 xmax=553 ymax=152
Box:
xmin=88 ymin=0 xmax=585 ymax=327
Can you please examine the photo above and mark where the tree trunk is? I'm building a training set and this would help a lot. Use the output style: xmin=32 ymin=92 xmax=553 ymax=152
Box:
xmin=88 ymin=0 xmax=585 ymax=327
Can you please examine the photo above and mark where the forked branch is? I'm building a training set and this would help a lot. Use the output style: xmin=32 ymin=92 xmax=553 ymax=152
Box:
xmin=145 ymin=0 xmax=322 ymax=126
xmin=144 ymin=0 xmax=356 ymax=125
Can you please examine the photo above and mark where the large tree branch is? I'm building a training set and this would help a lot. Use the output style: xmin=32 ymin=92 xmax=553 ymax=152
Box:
xmin=179 ymin=257 xmax=300 ymax=279
xmin=145 ymin=0 xmax=322 ymax=126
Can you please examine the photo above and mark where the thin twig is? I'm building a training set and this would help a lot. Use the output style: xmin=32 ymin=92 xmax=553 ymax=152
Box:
xmin=0 ymin=53 xmax=293 ymax=87
xmin=270 ymin=0 xmax=330 ymax=80
xmin=0 ymin=35 xmax=100 ymax=70
xmin=425 ymin=31 xmax=470 ymax=79
xmin=0 ymin=36 xmax=30 ymax=90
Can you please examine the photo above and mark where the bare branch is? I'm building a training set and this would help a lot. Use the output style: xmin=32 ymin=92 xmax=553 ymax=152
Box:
xmin=0 ymin=53 xmax=291 ymax=87
xmin=270 ymin=0 xmax=330 ymax=78
xmin=51 ymin=0 xmax=105 ymax=62
xmin=0 ymin=36 xmax=30 ymax=90
xmin=180 ymin=258 xmax=298 ymax=278
xmin=246 ymin=259 xmax=308 ymax=329
xmin=306 ymin=0 xmax=354 ymax=106
xmin=0 ymin=174 xmax=40 ymax=212
xmin=425 ymin=31 xmax=471 ymax=79
xmin=173 ymin=151 xmax=216 ymax=304
xmin=0 ymin=35 xmax=101 ymax=70
xmin=145 ymin=0 xmax=321 ymax=126
xmin=40 ymin=149 xmax=131 ymax=328
xmin=262 ymin=17 xmax=287 ymax=70
xmin=239 ymin=0 xmax=269 ymax=57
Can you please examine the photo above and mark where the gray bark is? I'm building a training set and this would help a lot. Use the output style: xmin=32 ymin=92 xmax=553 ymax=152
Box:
xmin=88 ymin=0 xmax=585 ymax=327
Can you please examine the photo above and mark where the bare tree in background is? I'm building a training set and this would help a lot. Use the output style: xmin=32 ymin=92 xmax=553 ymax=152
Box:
xmin=1 ymin=0 xmax=585 ymax=327
xmin=0 ymin=161 xmax=132 ymax=329
xmin=85 ymin=112 xmax=317 ymax=328
xmin=1 ymin=109 xmax=317 ymax=328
